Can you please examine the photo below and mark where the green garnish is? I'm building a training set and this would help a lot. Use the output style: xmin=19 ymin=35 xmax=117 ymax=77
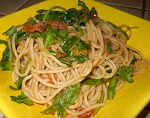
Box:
xmin=10 ymin=92 xmax=33 ymax=106
xmin=41 ymin=83 xmax=80 ymax=116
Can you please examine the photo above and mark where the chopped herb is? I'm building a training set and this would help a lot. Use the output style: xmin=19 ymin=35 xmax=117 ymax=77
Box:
xmin=77 ymin=40 xmax=90 ymax=51
xmin=58 ymin=29 xmax=68 ymax=38
xmin=0 ymin=40 xmax=10 ymax=71
xmin=62 ymin=35 xmax=79 ymax=52
xmin=59 ymin=55 xmax=89 ymax=66
xmin=3 ymin=26 xmax=17 ymax=36
xmin=41 ymin=83 xmax=80 ymax=116
xmin=42 ymin=28 xmax=55 ymax=49
xmin=107 ymin=21 xmax=129 ymax=40
xmin=82 ymin=78 xmax=104 ymax=85
xmin=107 ymin=74 xmax=117 ymax=100
xmin=31 ymin=32 xmax=42 ymax=38
xmin=15 ymin=30 xmax=26 ymax=45
xmin=9 ymin=77 xmax=24 ymax=91
xmin=117 ymin=65 xmax=134 ymax=83
xmin=10 ymin=92 xmax=33 ymax=106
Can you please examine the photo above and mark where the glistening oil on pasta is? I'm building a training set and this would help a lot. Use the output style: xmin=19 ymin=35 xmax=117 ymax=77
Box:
xmin=0 ymin=0 xmax=147 ymax=118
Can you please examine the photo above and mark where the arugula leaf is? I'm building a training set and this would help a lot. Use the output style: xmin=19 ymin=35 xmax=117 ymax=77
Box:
xmin=0 ymin=40 xmax=7 ymax=45
xmin=90 ymin=7 xmax=97 ymax=15
xmin=35 ymin=0 xmax=92 ymax=26
xmin=62 ymin=35 xmax=79 ymax=52
xmin=117 ymin=66 xmax=134 ymax=83
xmin=59 ymin=55 xmax=89 ymax=67
xmin=74 ymin=24 xmax=83 ymax=36
xmin=9 ymin=77 xmax=24 ymax=91
xmin=82 ymin=78 xmax=104 ymax=85
xmin=77 ymin=40 xmax=90 ymax=51
xmin=58 ymin=29 xmax=68 ymax=38
xmin=10 ymin=92 xmax=33 ymax=105
xmin=31 ymin=32 xmax=42 ymax=38
xmin=36 ymin=9 xmax=47 ymax=14
xmin=66 ymin=8 xmax=79 ymax=25
xmin=35 ymin=11 xmax=66 ymax=21
xmin=0 ymin=40 xmax=10 ymax=71
xmin=3 ymin=26 xmax=17 ymax=36
xmin=59 ymin=59 xmax=72 ymax=67
xmin=107 ymin=74 xmax=117 ymax=100
xmin=24 ymin=17 xmax=37 ymax=25
xmin=15 ymin=30 xmax=26 ymax=45
xmin=42 ymin=30 xmax=55 ymax=49
xmin=107 ymin=21 xmax=129 ymax=40
xmin=42 ymin=24 xmax=66 ymax=49
xmin=41 ymin=83 xmax=80 ymax=116
xmin=78 ymin=0 xmax=87 ymax=8
xmin=42 ymin=6 xmax=67 ymax=22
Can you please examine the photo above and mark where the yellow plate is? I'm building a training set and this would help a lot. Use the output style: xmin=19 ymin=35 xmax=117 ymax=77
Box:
xmin=0 ymin=0 xmax=150 ymax=118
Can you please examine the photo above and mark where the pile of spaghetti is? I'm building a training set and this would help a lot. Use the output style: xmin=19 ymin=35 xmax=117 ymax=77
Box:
xmin=0 ymin=0 xmax=147 ymax=118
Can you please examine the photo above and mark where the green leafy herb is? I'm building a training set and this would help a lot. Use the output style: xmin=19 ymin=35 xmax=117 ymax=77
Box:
xmin=25 ymin=17 xmax=37 ymax=25
xmin=77 ymin=40 xmax=90 ymax=51
xmin=78 ymin=0 xmax=87 ymax=8
xmin=34 ymin=0 xmax=93 ymax=26
xmin=58 ymin=29 xmax=68 ymax=38
xmin=31 ymin=32 xmax=42 ymax=38
xmin=0 ymin=40 xmax=10 ymax=71
xmin=66 ymin=8 xmax=79 ymax=25
xmin=117 ymin=65 xmax=134 ymax=83
xmin=9 ymin=77 xmax=24 ymax=91
xmin=35 ymin=11 xmax=66 ymax=21
xmin=15 ymin=30 xmax=26 ymax=45
xmin=90 ymin=7 xmax=97 ymax=15
xmin=59 ymin=55 xmax=89 ymax=67
xmin=42 ymin=28 xmax=55 ymax=49
xmin=107 ymin=74 xmax=117 ymax=100
xmin=3 ymin=26 xmax=17 ymax=36
xmin=75 ymin=24 xmax=83 ymax=36
xmin=10 ymin=92 xmax=33 ymax=105
xmin=42 ymin=6 xmax=67 ymax=22
xmin=41 ymin=83 xmax=80 ymax=116
xmin=36 ymin=9 xmax=47 ymax=14
xmin=82 ymin=78 xmax=104 ymax=85
xmin=62 ymin=35 xmax=79 ymax=52
xmin=107 ymin=21 xmax=129 ymax=40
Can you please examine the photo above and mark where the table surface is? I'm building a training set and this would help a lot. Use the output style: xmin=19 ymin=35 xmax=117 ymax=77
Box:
xmin=0 ymin=0 xmax=150 ymax=118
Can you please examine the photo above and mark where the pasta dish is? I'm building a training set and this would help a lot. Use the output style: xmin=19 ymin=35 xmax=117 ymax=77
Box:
xmin=0 ymin=0 xmax=147 ymax=118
